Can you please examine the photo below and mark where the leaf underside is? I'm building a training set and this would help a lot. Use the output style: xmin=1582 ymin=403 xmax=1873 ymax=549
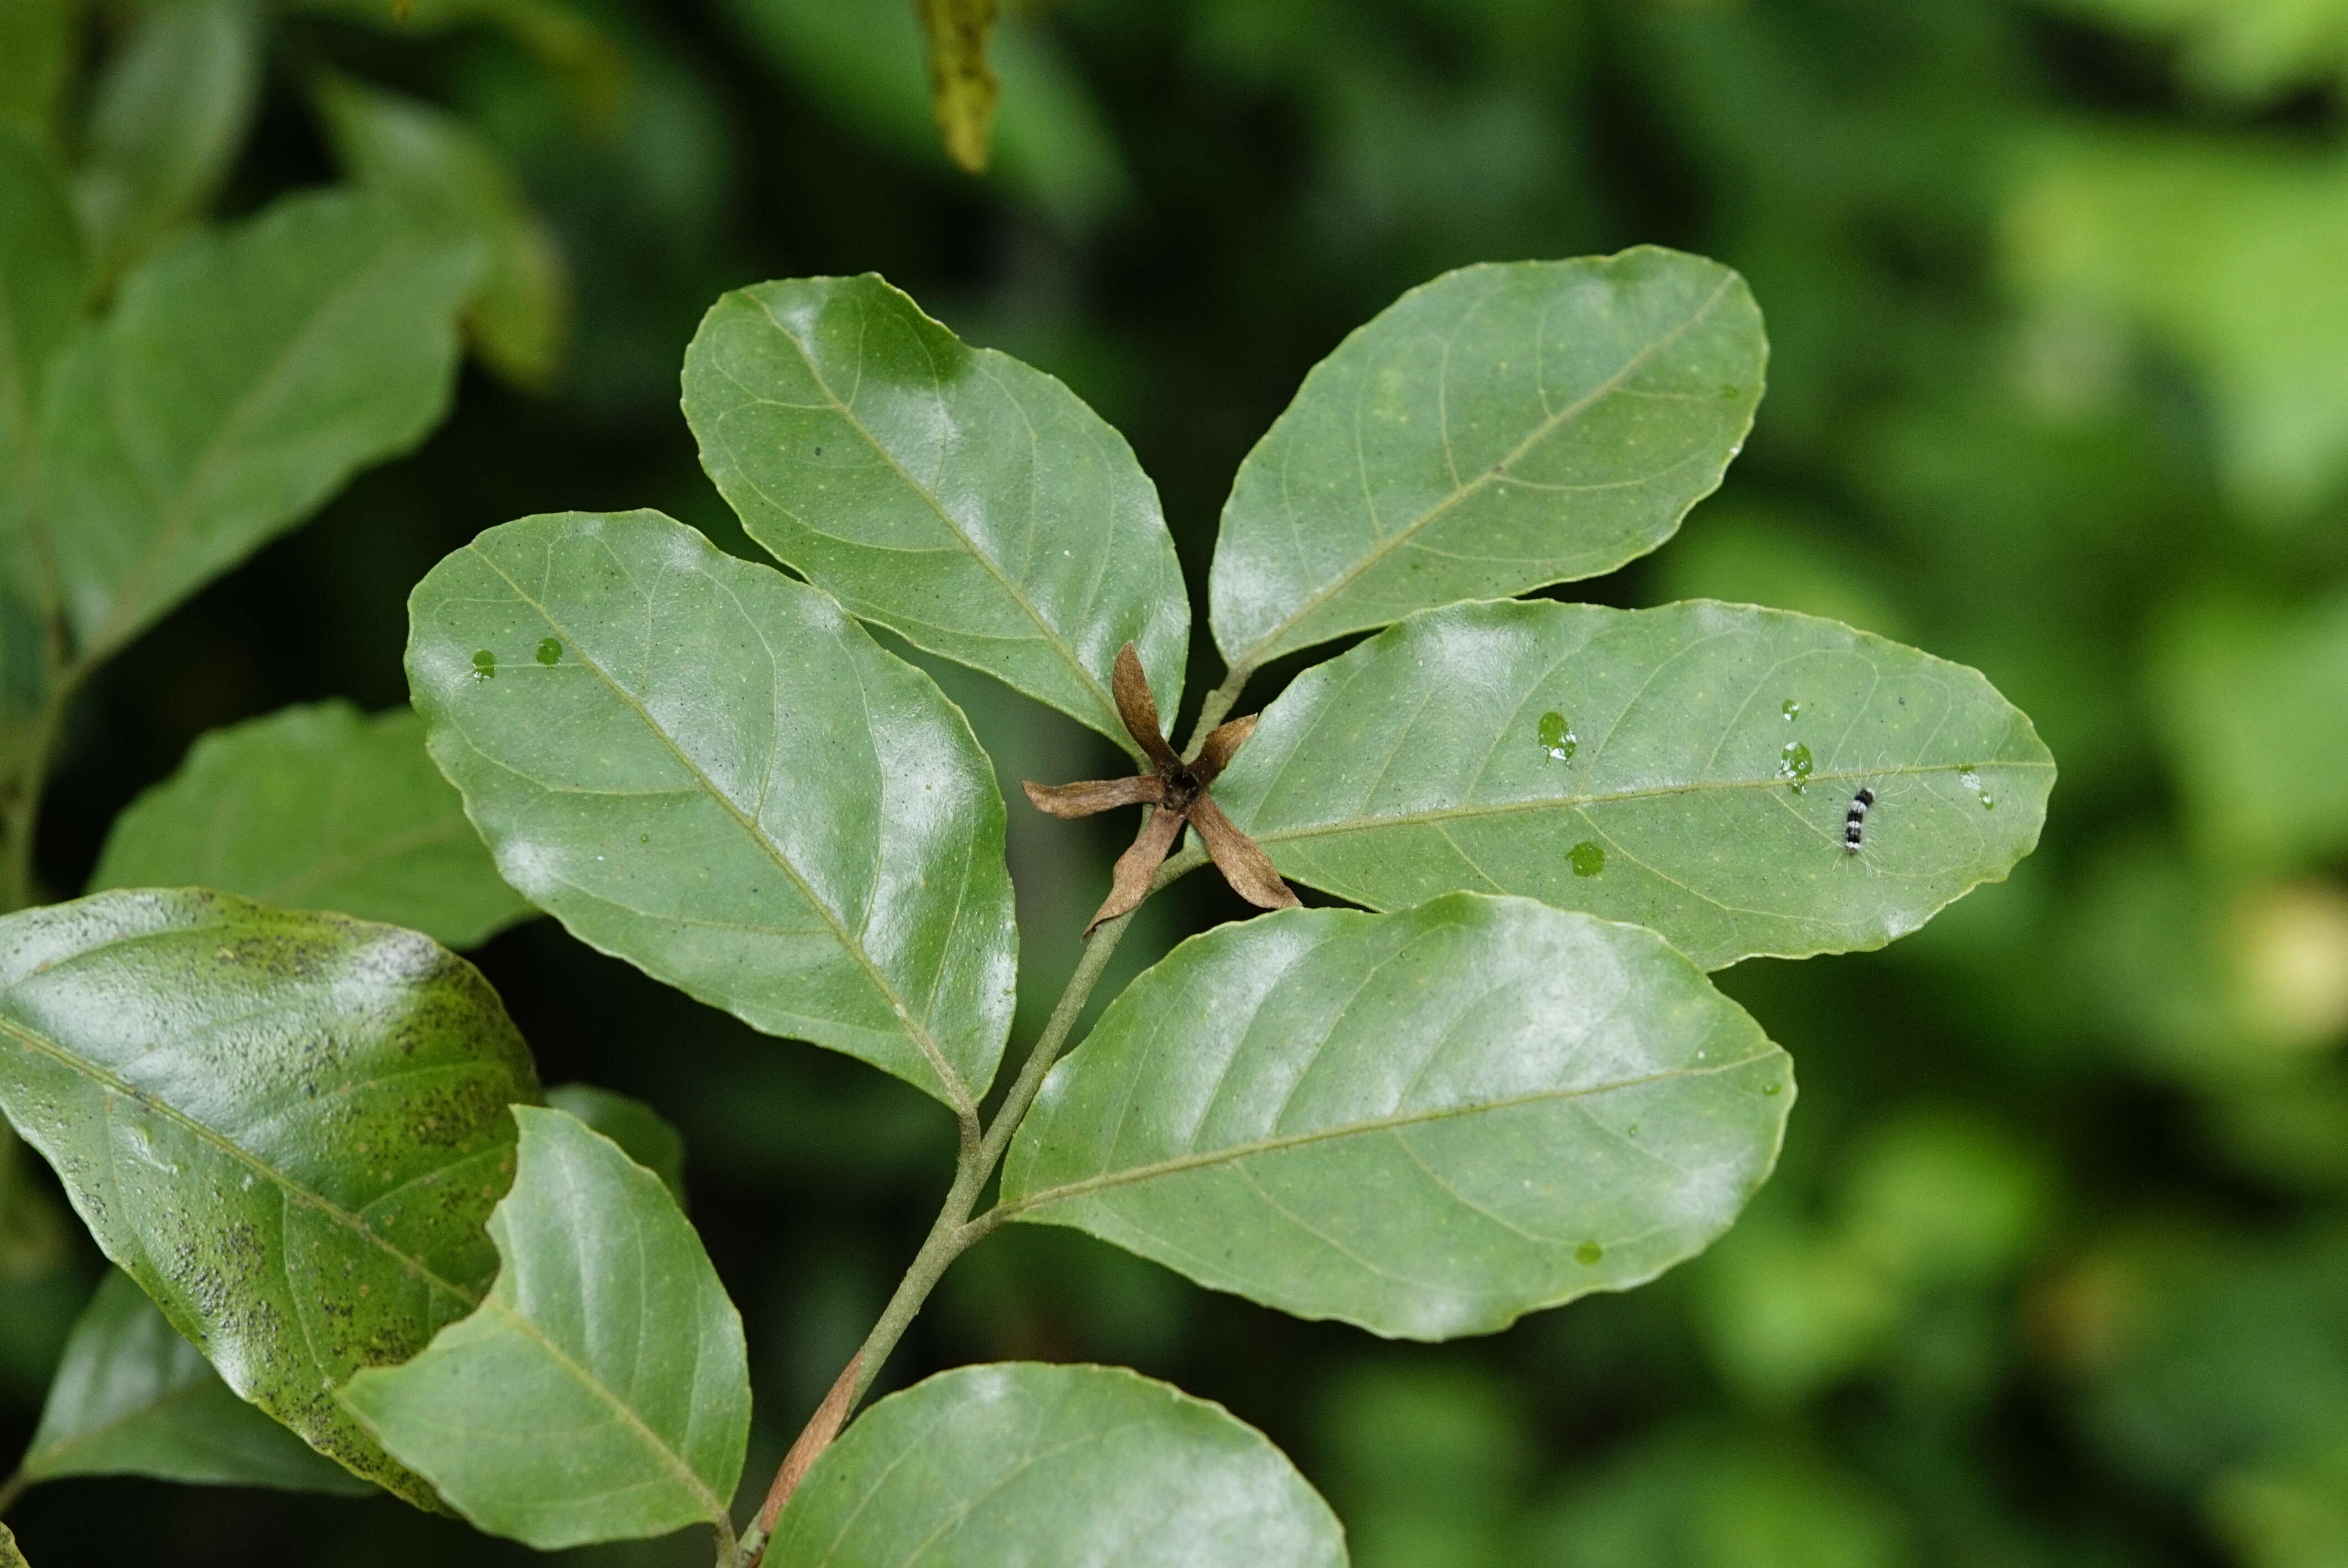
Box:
xmin=0 ymin=890 xmax=540 ymax=1507
xmin=1005 ymin=894 xmax=1793 ymax=1339
xmin=767 ymin=1363 xmax=1347 ymax=1567
xmin=1212 ymin=598 xmax=2056 ymax=971
xmin=342 ymin=1107 xmax=750 ymax=1550
xmin=405 ymin=508 xmax=1018 ymax=1113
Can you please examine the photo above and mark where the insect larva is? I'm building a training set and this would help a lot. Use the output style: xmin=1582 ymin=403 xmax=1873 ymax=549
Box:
xmin=1843 ymin=787 xmax=1875 ymax=853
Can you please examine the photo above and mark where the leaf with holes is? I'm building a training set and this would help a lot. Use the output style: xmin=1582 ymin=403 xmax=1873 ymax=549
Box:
xmin=91 ymin=700 xmax=533 ymax=950
xmin=19 ymin=1270 xmax=374 ymax=1495
xmin=38 ymin=188 xmax=478 ymax=666
xmin=682 ymin=272 xmax=1188 ymax=756
xmin=1003 ymin=894 xmax=1791 ymax=1339
xmin=1208 ymin=249 xmax=1764 ymax=674
xmin=0 ymin=890 xmax=541 ymax=1507
xmin=1210 ymin=599 xmax=2054 ymax=970
xmin=342 ymin=1107 xmax=749 ymax=1551
xmin=405 ymin=508 xmax=1017 ymax=1113
xmin=765 ymin=1363 xmax=1345 ymax=1567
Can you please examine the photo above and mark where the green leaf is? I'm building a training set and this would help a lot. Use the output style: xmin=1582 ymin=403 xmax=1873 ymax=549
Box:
xmin=1211 ymin=599 xmax=2054 ymax=971
xmin=543 ymin=1084 xmax=687 ymax=1206
xmin=312 ymin=72 xmax=570 ymax=390
xmin=20 ymin=1270 xmax=374 ymax=1494
xmin=2040 ymin=0 xmax=2348 ymax=104
xmin=1207 ymin=250 xmax=1766 ymax=674
xmin=0 ymin=1519 xmax=22 ymax=1567
xmin=72 ymin=0 xmax=264 ymax=290
xmin=0 ymin=889 xmax=542 ymax=1507
xmin=0 ymin=0 xmax=79 ymax=146
xmin=1002 ymin=893 xmax=1791 ymax=1339
xmin=38 ymin=189 xmax=481 ymax=666
xmin=405 ymin=508 xmax=1017 ymax=1113
xmin=766 ymin=1363 xmax=1345 ymax=1567
xmin=917 ymin=0 xmax=999 ymax=174
xmin=682 ymin=273 xmax=1186 ymax=756
xmin=342 ymin=1107 xmax=749 ymax=1550
xmin=0 ymin=128 xmax=80 ymax=540
xmin=90 ymin=700 xmax=535 ymax=950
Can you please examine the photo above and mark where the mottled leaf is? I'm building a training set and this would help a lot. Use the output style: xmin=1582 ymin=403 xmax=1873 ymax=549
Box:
xmin=1212 ymin=599 xmax=2054 ymax=971
xmin=543 ymin=1084 xmax=687 ymax=1205
xmin=313 ymin=71 xmax=569 ymax=389
xmin=20 ymin=1270 xmax=373 ymax=1494
xmin=406 ymin=508 xmax=1017 ymax=1113
xmin=90 ymin=700 xmax=533 ymax=950
xmin=0 ymin=890 xmax=542 ymax=1507
xmin=1003 ymin=894 xmax=1791 ymax=1339
xmin=39 ymin=189 xmax=479 ymax=665
xmin=1208 ymin=250 xmax=1765 ymax=673
xmin=683 ymin=274 xmax=1187 ymax=756
xmin=917 ymin=0 xmax=998 ymax=173
xmin=72 ymin=0 xmax=262 ymax=289
xmin=342 ymin=1107 xmax=749 ymax=1550
xmin=766 ymin=1363 xmax=1346 ymax=1567
xmin=0 ymin=1519 xmax=22 ymax=1567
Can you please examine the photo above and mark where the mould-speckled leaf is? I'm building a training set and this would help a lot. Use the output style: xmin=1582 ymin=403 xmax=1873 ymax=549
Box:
xmin=21 ymin=1270 xmax=374 ymax=1494
xmin=683 ymin=274 xmax=1188 ymax=756
xmin=405 ymin=509 xmax=1017 ymax=1113
xmin=766 ymin=1363 xmax=1346 ymax=1568
xmin=1002 ymin=895 xmax=1791 ymax=1339
xmin=1212 ymin=599 xmax=2055 ymax=970
xmin=0 ymin=889 xmax=542 ymax=1507
xmin=91 ymin=700 xmax=534 ymax=950
xmin=39 ymin=189 xmax=478 ymax=666
xmin=343 ymin=1108 xmax=749 ymax=1550
xmin=1208 ymin=249 xmax=1765 ymax=673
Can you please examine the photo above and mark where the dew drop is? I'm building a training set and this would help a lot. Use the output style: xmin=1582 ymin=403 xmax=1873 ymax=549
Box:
xmin=535 ymin=637 xmax=562 ymax=666
xmin=1980 ymin=791 xmax=1996 ymax=810
xmin=1782 ymin=699 xmax=1800 ymax=721
xmin=1778 ymin=740 xmax=1813 ymax=792
xmin=1537 ymin=710 xmax=1578 ymax=762
xmin=1568 ymin=839 xmax=1605 ymax=878
xmin=471 ymin=649 xmax=496 ymax=680
xmin=1576 ymin=1241 xmax=1605 ymax=1266
xmin=1763 ymin=1082 xmax=1782 ymax=1097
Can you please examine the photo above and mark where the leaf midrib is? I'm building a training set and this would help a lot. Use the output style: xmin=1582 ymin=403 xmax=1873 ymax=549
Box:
xmin=741 ymin=291 xmax=1129 ymax=747
xmin=1005 ymin=1049 xmax=1775 ymax=1214
xmin=1234 ymin=270 xmax=1740 ymax=667
xmin=465 ymin=544 xmax=975 ymax=1116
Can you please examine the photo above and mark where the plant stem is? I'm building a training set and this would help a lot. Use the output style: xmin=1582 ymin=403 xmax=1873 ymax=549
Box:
xmin=1185 ymin=662 xmax=1254 ymax=755
xmin=0 ymin=673 xmax=77 ymax=916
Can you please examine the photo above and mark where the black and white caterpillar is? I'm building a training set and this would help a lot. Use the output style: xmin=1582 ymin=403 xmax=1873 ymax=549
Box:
xmin=1843 ymin=787 xmax=1875 ymax=853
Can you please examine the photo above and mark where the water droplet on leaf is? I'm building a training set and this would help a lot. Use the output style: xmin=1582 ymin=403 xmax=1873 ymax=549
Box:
xmin=1576 ymin=1241 xmax=1605 ymax=1265
xmin=1763 ymin=1082 xmax=1782 ymax=1096
xmin=1778 ymin=740 xmax=1813 ymax=792
xmin=1980 ymin=792 xmax=1996 ymax=810
xmin=1782 ymin=700 xmax=1800 ymax=720
xmin=1537 ymin=710 xmax=1578 ymax=761
xmin=1568 ymin=840 xmax=1605 ymax=877
xmin=471 ymin=649 xmax=496 ymax=680
xmin=535 ymin=637 xmax=562 ymax=666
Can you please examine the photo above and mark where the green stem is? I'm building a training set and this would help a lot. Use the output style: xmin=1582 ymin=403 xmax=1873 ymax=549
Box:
xmin=1 ymin=673 xmax=77 ymax=916
xmin=1184 ymin=662 xmax=1254 ymax=756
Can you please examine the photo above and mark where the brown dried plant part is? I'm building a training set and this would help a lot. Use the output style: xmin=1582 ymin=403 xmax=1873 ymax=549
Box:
xmin=1023 ymin=643 xmax=1299 ymax=931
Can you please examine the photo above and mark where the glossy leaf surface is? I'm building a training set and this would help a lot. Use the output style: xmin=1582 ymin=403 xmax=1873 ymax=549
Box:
xmin=766 ymin=1363 xmax=1346 ymax=1567
xmin=342 ymin=1107 xmax=749 ymax=1550
xmin=1004 ymin=894 xmax=1791 ymax=1339
xmin=313 ymin=72 xmax=569 ymax=389
xmin=406 ymin=508 xmax=1017 ymax=1112
xmin=39 ymin=189 xmax=478 ymax=663
xmin=90 ymin=700 xmax=533 ymax=950
xmin=682 ymin=273 xmax=1187 ymax=754
xmin=1208 ymin=249 xmax=1765 ymax=672
xmin=21 ymin=1270 xmax=373 ymax=1494
xmin=1212 ymin=599 xmax=2054 ymax=971
xmin=543 ymin=1083 xmax=687 ymax=1205
xmin=0 ymin=890 xmax=541 ymax=1505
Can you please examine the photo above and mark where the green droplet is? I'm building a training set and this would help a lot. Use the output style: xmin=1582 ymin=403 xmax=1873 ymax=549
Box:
xmin=1537 ymin=710 xmax=1577 ymax=762
xmin=639 ymin=833 xmax=650 ymax=843
xmin=1763 ymin=1082 xmax=1782 ymax=1097
xmin=535 ymin=637 xmax=562 ymax=666
xmin=1575 ymin=1241 xmax=1605 ymax=1266
xmin=471 ymin=649 xmax=496 ymax=680
xmin=1567 ymin=840 xmax=1605 ymax=878
xmin=1782 ymin=699 xmax=1800 ymax=720
xmin=1778 ymin=740 xmax=1813 ymax=792
xmin=1980 ymin=792 xmax=1996 ymax=810
xmin=1719 ymin=384 xmax=1742 ymax=400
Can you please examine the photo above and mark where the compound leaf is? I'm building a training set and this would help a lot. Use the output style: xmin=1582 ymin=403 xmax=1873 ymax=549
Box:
xmin=1208 ymin=250 xmax=1764 ymax=673
xmin=40 ymin=189 xmax=479 ymax=666
xmin=405 ymin=508 xmax=1017 ymax=1113
xmin=1003 ymin=894 xmax=1791 ymax=1340
xmin=766 ymin=1363 xmax=1345 ymax=1568
xmin=1211 ymin=599 xmax=2054 ymax=971
xmin=342 ymin=1107 xmax=749 ymax=1550
xmin=683 ymin=274 xmax=1187 ymax=756
xmin=90 ymin=700 xmax=533 ymax=950
xmin=20 ymin=1269 xmax=373 ymax=1494
xmin=0 ymin=889 xmax=542 ymax=1507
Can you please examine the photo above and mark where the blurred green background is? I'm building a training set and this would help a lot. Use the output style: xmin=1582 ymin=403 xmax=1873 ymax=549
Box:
xmin=8 ymin=0 xmax=2348 ymax=1564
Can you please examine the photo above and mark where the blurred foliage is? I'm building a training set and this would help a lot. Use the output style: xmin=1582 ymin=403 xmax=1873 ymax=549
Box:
xmin=3 ymin=0 xmax=2347 ymax=1565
